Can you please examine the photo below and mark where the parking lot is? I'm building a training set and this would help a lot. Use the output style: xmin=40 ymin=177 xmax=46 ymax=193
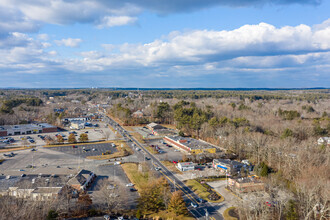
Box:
xmin=50 ymin=143 xmax=118 ymax=158
xmin=0 ymin=122 xmax=117 ymax=149
xmin=147 ymin=139 xmax=184 ymax=162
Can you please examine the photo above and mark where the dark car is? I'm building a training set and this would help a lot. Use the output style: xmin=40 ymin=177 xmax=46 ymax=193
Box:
xmin=129 ymin=188 xmax=137 ymax=192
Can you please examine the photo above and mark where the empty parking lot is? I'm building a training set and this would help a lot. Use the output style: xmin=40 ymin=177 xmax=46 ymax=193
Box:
xmin=50 ymin=143 xmax=118 ymax=158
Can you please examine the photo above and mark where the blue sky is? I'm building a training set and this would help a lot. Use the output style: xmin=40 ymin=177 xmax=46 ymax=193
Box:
xmin=0 ymin=0 xmax=329 ymax=88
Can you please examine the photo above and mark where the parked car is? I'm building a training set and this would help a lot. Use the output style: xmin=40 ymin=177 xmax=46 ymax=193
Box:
xmin=129 ymin=188 xmax=137 ymax=192
xmin=126 ymin=183 xmax=134 ymax=187
xmin=173 ymin=161 xmax=178 ymax=164
xmin=145 ymin=157 xmax=150 ymax=160
xmin=191 ymin=203 xmax=198 ymax=208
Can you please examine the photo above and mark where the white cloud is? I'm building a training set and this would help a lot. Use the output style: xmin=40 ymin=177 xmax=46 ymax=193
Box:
xmin=54 ymin=38 xmax=82 ymax=48
xmin=38 ymin=34 xmax=49 ymax=41
xmin=0 ymin=19 xmax=329 ymax=87
xmin=97 ymin=16 xmax=137 ymax=28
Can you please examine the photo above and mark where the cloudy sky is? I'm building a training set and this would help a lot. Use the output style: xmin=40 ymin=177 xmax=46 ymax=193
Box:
xmin=1 ymin=0 xmax=329 ymax=88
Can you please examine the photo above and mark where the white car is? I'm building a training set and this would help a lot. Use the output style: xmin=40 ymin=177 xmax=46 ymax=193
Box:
xmin=114 ymin=161 xmax=121 ymax=165
xmin=191 ymin=202 xmax=198 ymax=208
xmin=126 ymin=183 xmax=134 ymax=187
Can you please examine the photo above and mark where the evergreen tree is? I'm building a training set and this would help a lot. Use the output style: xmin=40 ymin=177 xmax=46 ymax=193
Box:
xmin=167 ymin=191 xmax=189 ymax=216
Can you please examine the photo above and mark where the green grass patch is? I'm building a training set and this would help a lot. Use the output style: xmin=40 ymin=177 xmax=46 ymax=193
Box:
xmin=145 ymin=146 xmax=158 ymax=154
xmin=185 ymin=179 xmax=224 ymax=203
xmin=86 ymin=141 xmax=131 ymax=160
xmin=121 ymin=163 xmax=151 ymax=192
xmin=223 ymin=207 xmax=239 ymax=220
xmin=161 ymin=161 xmax=182 ymax=174
xmin=149 ymin=210 xmax=194 ymax=220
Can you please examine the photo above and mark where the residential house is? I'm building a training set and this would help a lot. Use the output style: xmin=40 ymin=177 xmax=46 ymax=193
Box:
xmin=318 ymin=137 xmax=330 ymax=146
xmin=132 ymin=110 xmax=144 ymax=118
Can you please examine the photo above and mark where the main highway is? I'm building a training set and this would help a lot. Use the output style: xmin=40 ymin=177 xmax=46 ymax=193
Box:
xmin=102 ymin=113 xmax=224 ymax=220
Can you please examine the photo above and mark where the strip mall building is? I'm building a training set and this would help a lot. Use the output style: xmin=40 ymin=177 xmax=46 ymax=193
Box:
xmin=0 ymin=123 xmax=57 ymax=136
xmin=163 ymin=136 xmax=216 ymax=154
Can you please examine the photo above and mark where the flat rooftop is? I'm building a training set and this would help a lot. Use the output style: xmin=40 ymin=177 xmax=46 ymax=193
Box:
xmin=0 ymin=174 xmax=71 ymax=191
xmin=0 ymin=123 xmax=56 ymax=130
xmin=213 ymin=159 xmax=245 ymax=167
xmin=232 ymin=177 xmax=263 ymax=184
xmin=166 ymin=136 xmax=216 ymax=150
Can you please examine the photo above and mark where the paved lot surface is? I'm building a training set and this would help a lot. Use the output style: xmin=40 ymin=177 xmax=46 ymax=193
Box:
xmin=147 ymin=138 xmax=184 ymax=162
xmin=50 ymin=143 xmax=118 ymax=158
xmin=0 ymin=122 xmax=117 ymax=149
xmin=208 ymin=180 xmax=239 ymax=215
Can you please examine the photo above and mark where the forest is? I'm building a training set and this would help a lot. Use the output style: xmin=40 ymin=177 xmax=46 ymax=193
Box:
xmin=0 ymin=88 xmax=329 ymax=219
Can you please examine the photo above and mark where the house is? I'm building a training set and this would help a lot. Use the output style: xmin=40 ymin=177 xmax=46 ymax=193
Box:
xmin=68 ymin=170 xmax=96 ymax=191
xmin=131 ymin=110 xmax=144 ymax=118
xmin=228 ymin=176 xmax=265 ymax=193
xmin=177 ymin=162 xmax=195 ymax=172
xmin=163 ymin=136 xmax=217 ymax=154
xmin=213 ymin=159 xmax=248 ymax=175
xmin=318 ymin=137 xmax=330 ymax=146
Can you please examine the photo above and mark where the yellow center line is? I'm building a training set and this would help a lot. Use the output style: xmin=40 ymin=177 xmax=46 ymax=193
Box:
xmin=129 ymin=134 xmax=200 ymax=204
xmin=159 ymin=169 xmax=198 ymax=204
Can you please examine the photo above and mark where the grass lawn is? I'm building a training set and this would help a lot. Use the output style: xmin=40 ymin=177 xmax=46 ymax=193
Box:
xmin=185 ymin=179 xmax=224 ymax=203
xmin=44 ymin=140 xmax=113 ymax=148
xmin=130 ymin=132 xmax=146 ymax=144
xmin=121 ymin=163 xmax=150 ymax=192
xmin=145 ymin=146 xmax=159 ymax=154
xmin=223 ymin=207 xmax=239 ymax=220
xmin=149 ymin=210 xmax=194 ymax=220
xmin=161 ymin=161 xmax=182 ymax=174
xmin=0 ymin=146 xmax=34 ymax=153
xmin=108 ymin=125 xmax=122 ymax=138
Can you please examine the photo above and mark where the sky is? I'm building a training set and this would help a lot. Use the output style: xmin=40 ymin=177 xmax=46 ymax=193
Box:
xmin=0 ymin=0 xmax=330 ymax=88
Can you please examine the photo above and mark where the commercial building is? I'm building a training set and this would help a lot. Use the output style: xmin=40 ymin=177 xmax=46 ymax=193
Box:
xmin=68 ymin=169 xmax=96 ymax=191
xmin=8 ymin=187 xmax=62 ymax=201
xmin=0 ymin=123 xmax=57 ymax=137
xmin=228 ymin=176 xmax=265 ymax=193
xmin=177 ymin=162 xmax=195 ymax=172
xmin=70 ymin=121 xmax=85 ymax=130
xmin=213 ymin=159 xmax=248 ymax=175
xmin=163 ymin=136 xmax=217 ymax=154
xmin=147 ymin=122 xmax=165 ymax=131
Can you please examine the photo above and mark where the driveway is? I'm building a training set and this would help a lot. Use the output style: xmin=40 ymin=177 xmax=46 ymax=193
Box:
xmin=207 ymin=180 xmax=239 ymax=215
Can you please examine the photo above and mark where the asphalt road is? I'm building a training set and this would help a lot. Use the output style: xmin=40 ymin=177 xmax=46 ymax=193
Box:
xmin=103 ymin=113 xmax=224 ymax=220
